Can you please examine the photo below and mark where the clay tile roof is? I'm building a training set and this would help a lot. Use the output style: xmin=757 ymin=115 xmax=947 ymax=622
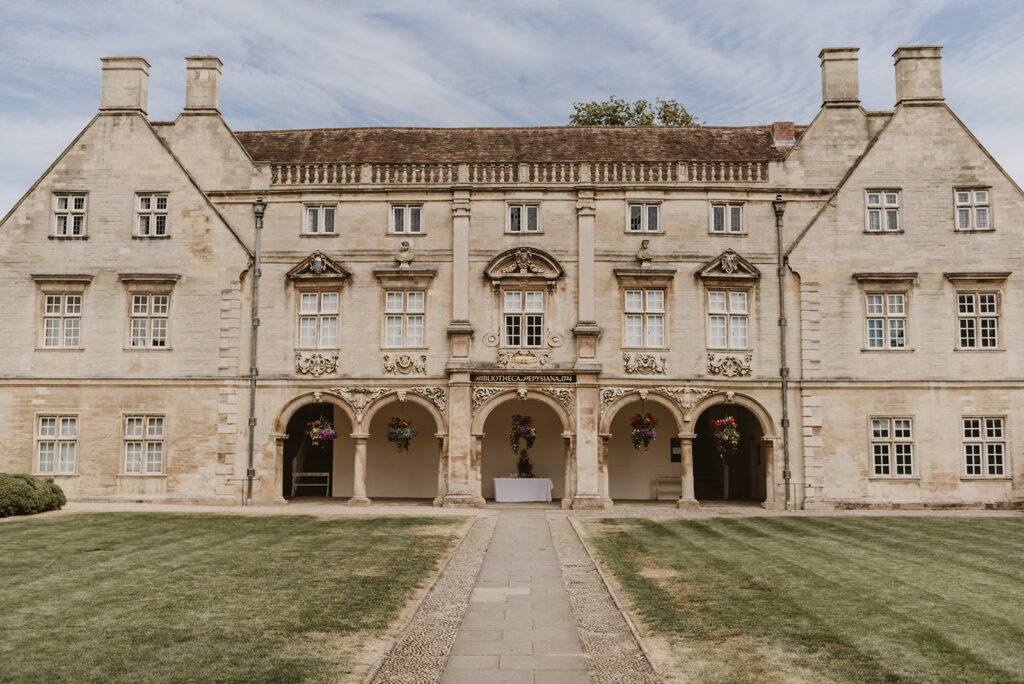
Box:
xmin=233 ymin=125 xmax=804 ymax=164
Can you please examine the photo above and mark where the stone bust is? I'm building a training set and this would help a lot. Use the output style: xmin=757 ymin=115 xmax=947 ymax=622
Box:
xmin=396 ymin=240 xmax=414 ymax=269
xmin=636 ymin=239 xmax=653 ymax=269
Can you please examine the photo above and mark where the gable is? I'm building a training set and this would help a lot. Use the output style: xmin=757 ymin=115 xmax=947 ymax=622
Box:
xmin=788 ymin=103 xmax=1024 ymax=270
xmin=0 ymin=113 xmax=251 ymax=264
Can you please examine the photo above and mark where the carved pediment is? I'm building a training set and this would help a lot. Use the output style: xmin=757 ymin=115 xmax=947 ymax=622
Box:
xmin=484 ymin=247 xmax=564 ymax=288
xmin=287 ymin=251 xmax=351 ymax=282
xmin=696 ymin=250 xmax=760 ymax=282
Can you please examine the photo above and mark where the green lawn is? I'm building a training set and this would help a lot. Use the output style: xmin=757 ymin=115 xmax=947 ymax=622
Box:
xmin=0 ymin=513 xmax=463 ymax=683
xmin=583 ymin=516 xmax=1024 ymax=684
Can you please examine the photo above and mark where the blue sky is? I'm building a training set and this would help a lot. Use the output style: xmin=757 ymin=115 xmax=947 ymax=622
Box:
xmin=3 ymin=0 xmax=1024 ymax=214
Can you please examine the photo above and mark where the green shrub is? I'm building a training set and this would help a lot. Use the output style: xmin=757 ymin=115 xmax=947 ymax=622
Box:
xmin=0 ymin=474 xmax=66 ymax=518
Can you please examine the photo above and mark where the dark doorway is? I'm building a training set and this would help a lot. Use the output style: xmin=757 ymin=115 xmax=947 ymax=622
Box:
xmin=693 ymin=405 xmax=765 ymax=501
xmin=283 ymin=403 xmax=335 ymax=499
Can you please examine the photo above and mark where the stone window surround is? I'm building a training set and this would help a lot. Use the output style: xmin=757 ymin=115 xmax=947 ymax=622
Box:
xmin=34 ymin=412 xmax=79 ymax=476
xmin=706 ymin=287 xmax=751 ymax=351
xmin=944 ymin=272 xmax=1010 ymax=352
xmin=390 ymin=203 xmax=424 ymax=235
xmin=303 ymin=203 xmax=337 ymax=236
xmin=961 ymin=415 xmax=1009 ymax=480
xmin=626 ymin=201 xmax=662 ymax=234
xmin=953 ymin=187 xmax=993 ymax=232
xmin=31 ymin=274 xmax=93 ymax=351
xmin=710 ymin=200 xmax=745 ymax=234
xmin=853 ymin=273 xmax=916 ymax=352
xmin=121 ymin=412 xmax=168 ymax=476
xmin=622 ymin=287 xmax=666 ymax=349
xmin=135 ymin=191 xmax=170 ymax=239
xmin=51 ymin=191 xmax=88 ymax=239
xmin=119 ymin=273 xmax=180 ymax=351
xmin=613 ymin=267 xmax=675 ymax=352
xmin=868 ymin=415 xmax=917 ymax=480
xmin=506 ymin=201 xmax=542 ymax=234
xmin=865 ymin=188 xmax=902 ymax=233
xmin=374 ymin=267 xmax=436 ymax=351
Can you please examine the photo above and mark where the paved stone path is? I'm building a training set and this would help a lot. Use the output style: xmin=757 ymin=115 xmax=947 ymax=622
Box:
xmin=441 ymin=508 xmax=589 ymax=684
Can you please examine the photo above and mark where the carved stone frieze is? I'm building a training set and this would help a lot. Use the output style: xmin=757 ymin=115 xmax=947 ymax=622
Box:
xmin=707 ymin=353 xmax=753 ymax=377
xmin=410 ymin=386 xmax=447 ymax=415
xmin=623 ymin=352 xmax=667 ymax=375
xmin=497 ymin=349 xmax=550 ymax=368
xmin=382 ymin=353 xmax=427 ymax=375
xmin=540 ymin=387 xmax=575 ymax=412
xmin=471 ymin=387 xmax=505 ymax=415
xmin=329 ymin=387 xmax=389 ymax=422
xmin=295 ymin=351 xmax=339 ymax=377
xmin=600 ymin=387 xmax=636 ymax=412
xmin=654 ymin=387 xmax=717 ymax=415
xmin=600 ymin=386 xmax=717 ymax=417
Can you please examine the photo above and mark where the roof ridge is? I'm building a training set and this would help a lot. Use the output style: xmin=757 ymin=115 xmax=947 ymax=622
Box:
xmin=233 ymin=124 xmax=778 ymax=134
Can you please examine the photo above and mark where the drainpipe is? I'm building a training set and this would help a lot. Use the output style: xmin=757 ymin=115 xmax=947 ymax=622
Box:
xmin=772 ymin=194 xmax=792 ymax=511
xmin=246 ymin=197 xmax=265 ymax=505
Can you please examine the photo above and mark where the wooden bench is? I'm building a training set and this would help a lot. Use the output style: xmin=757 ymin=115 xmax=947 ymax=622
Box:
xmin=291 ymin=472 xmax=330 ymax=497
xmin=653 ymin=475 xmax=682 ymax=500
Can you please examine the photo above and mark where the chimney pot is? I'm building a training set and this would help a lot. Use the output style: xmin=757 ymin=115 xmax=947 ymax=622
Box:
xmin=772 ymin=121 xmax=796 ymax=146
xmin=185 ymin=55 xmax=223 ymax=113
xmin=100 ymin=57 xmax=150 ymax=114
xmin=818 ymin=47 xmax=860 ymax=107
xmin=893 ymin=45 xmax=943 ymax=104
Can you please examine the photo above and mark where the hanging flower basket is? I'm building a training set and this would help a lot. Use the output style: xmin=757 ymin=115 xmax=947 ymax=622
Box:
xmin=386 ymin=417 xmax=419 ymax=453
xmin=509 ymin=414 xmax=537 ymax=454
xmin=306 ymin=418 xmax=337 ymax=447
xmin=629 ymin=413 xmax=659 ymax=450
xmin=712 ymin=416 xmax=740 ymax=460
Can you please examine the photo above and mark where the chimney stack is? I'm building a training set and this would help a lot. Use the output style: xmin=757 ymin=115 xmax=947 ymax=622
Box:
xmin=893 ymin=45 xmax=943 ymax=105
xmin=819 ymin=47 xmax=860 ymax=107
xmin=184 ymin=56 xmax=223 ymax=113
xmin=772 ymin=121 xmax=795 ymax=146
xmin=100 ymin=57 xmax=150 ymax=114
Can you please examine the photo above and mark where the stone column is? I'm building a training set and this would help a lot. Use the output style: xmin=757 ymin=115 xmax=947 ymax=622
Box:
xmin=677 ymin=432 xmax=699 ymax=510
xmin=348 ymin=434 xmax=370 ymax=506
xmin=443 ymin=373 xmax=476 ymax=507
xmin=561 ymin=432 xmax=575 ymax=509
xmin=598 ymin=434 xmax=612 ymax=506
xmin=762 ymin=437 xmax=779 ymax=509
xmin=470 ymin=433 xmax=485 ymax=506
xmin=270 ymin=433 xmax=289 ymax=504
xmin=572 ymin=371 xmax=605 ymax=509
xmin=448 ymin=191 xmax=473 ymax=358
xmin=433 ymin=434 xmax=448 ymax=507
xmin=573 ymin=189 xmax=601 ymax=361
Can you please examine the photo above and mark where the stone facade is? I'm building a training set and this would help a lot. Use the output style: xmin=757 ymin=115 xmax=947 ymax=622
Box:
xmin=1 ymin=48 xmax=1021 ymax=510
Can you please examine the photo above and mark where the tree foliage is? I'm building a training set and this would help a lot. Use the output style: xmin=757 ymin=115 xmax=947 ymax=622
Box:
xmin=568 ymin=96 xmax=700 ymax=126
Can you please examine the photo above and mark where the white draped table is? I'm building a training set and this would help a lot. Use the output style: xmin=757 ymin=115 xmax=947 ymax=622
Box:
xmin=493 ymin=477 xmax=554 ymax=503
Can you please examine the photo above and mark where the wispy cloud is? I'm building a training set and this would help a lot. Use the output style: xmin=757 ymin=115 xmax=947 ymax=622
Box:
xmin=2 ymin=0 xmax=1024 ymax=213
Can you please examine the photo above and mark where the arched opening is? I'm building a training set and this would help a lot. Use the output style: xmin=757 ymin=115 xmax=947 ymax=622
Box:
xmin=282 ymin=402 xmax=354 ymax=499
xmin=364 ymin=399 xmax=440 ymax=501
xmin=479 ymin=396 xmax=568 ymax=504
xmin=693 ymin=404 xmax=765 ymax=502
xmin=606 ymin=399 xmax=681 ymax=501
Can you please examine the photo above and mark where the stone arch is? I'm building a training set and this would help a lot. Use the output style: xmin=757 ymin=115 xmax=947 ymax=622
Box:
xmin=599 ymin=390 xmax=686 ymax=435
xmin=690 ymin=391 xmax=778 ymax=439
xmin=361 ymin=391 xmax=447 ymax=436
xmin=471 ymin=389 xmax=574 ymax=434
xmin=274 ymin=391 xmax=358 ymax=435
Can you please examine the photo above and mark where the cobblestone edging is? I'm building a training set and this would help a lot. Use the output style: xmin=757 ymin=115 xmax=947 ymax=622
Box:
xmin=367 ymin=514 xmax=498 ymax=684
xmin=548 ymin=514 xmax=662 ymax=683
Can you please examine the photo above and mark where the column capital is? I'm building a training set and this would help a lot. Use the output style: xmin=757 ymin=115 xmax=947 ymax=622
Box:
xmin=677 ymin=432 xmax=697 ymax=441
xmin=350 ymin=433 xmax=370 ymax=442
xmin=451 ymin=198 xmax=471 ymax=217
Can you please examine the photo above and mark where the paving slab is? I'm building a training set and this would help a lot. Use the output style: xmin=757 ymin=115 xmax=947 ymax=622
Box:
xmin=439 ymin=509 xmax=589 ymax=681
